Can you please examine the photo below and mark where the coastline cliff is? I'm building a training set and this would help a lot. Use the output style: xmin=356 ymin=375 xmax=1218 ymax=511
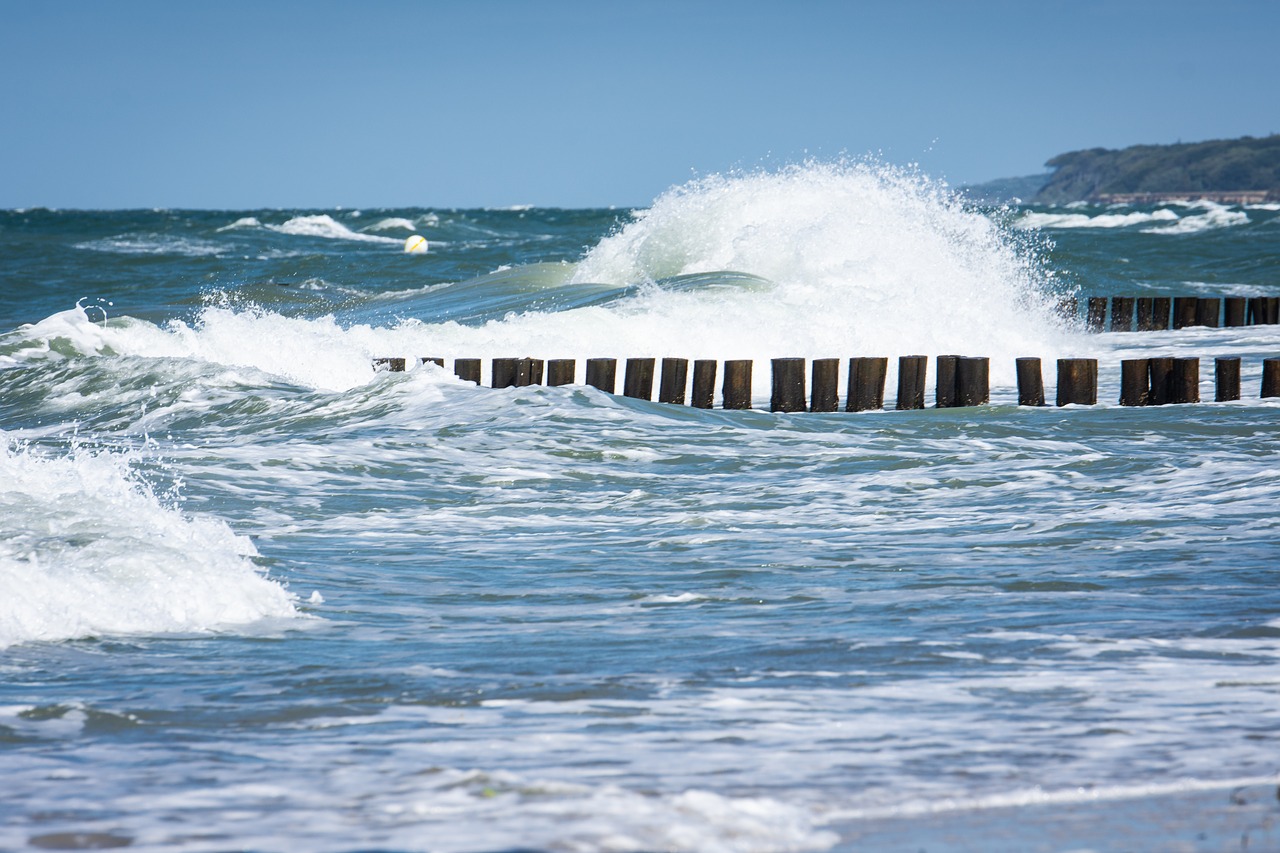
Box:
xmin=964 ymin=135 xmax=1280 ymax=204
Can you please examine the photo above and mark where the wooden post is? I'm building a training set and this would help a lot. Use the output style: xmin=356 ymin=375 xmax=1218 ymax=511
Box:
xmin=1248 ymin=297 xmax=1265 ymax=325
xmin=1148 ymin=357 xmax=1174 ymax=405
xmin=1136 ymin=297 xmax=1154 ymax=331
xmin=809 ymin=358 xmax=839 ymax=413
xmin=515 ymin=357 xmax=543 ymax=386
xmin=547 ymin=359 xmax=575 ymax=387
xmin=846 ymin=357 xmax=887 ymax=412
xmin=1087 ymin=297 xmax=1107 ymax=332
xmin=623 ymin=357 xmax=655 ymax=400
xmin=1016 ymin=357 xmax=1045 ymax=406
xmin=492 ymin=358 xmax=518 ymax=388
xmin=1223 ymin=297 xmax=1246 ymax=327
xmin=1110 ymin=296 xmax=1134 ymax=332
xmin=691 ymin=359 xmax=717 ymax=409
xmin=1057 ymin=296 xmax=1078 ymax=323
xmin=454 ymin=358 xmax=481 ymax=384
xmin=1171 ymin=357 xmax=1199 ymax=404
xmin=420 ymin=357 xmax=444 ymax=368
xmin=1173 ymin=297 xmax=1197 ymax=329
xmin=585 ymin=358 xmax=617 ymax=393
xmin=1215 ymin=357 xmax=1241 ymax=402
xmin=658 ymin=358 xmax=689 ymax=404
xmin=1056 ymin=358 xmax=1097 ymax=406
xmin=896 ymin=355 xmax=927 ymax=410
xmin=955 ymin=357 xmax=990 ymax=407
xmin=722 ymin=360 xmax=753 ymax=409
xmin=1268 ymin=297 xmax=1280 ymax=324
xmin=1262 ymin=358 xmax=1280 ymax=397
xmin=1152 ymin=296 xmax=1172 ymax=331
xmin=935 ymin=355 xmax=959 ymax=408
xmin=1195 ymin=298 xmax=1221 ymax=328
xmin=770 ymin=358 xmax=806 ymax=412
xmin=374 ymin=357 xmax=407 ymax=372
xmin=1119 ymin=358 xmax=1150 ymax=406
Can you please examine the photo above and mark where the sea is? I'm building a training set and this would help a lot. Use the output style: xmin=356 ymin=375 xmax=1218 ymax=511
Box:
xmin=2 ymin=162 xmax=1279 ymax=852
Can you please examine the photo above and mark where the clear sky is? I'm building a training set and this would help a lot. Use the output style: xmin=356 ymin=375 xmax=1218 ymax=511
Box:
xmin=2 ymin=0 xmax=1276 ymax=210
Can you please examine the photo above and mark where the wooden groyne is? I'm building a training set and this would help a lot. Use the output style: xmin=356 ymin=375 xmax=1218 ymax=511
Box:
xmin=1067 ymin=295 xmax=1280 ymax=332
xmin=374 ymin=355 xmax=1280 ymax=410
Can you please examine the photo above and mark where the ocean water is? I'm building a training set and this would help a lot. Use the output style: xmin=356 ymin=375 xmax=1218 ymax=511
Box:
xmin=2 ymin=163 xmax=1279 ymax=852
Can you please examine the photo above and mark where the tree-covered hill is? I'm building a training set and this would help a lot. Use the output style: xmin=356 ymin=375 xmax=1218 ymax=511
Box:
xmin=1033 ymin=135 xmax=1280 ymax=203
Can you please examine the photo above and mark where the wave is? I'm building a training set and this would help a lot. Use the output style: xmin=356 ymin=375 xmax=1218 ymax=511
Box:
xmin=73 ymin=234 xmax=226 ymax=257
xmin=267 ymin=214 xmax=403 ymax=245
xmin=1021 ymin=201 xmax=1256 ymax=235
xmin=558 ymin=161 xmax=1073 ymax=378
xmin=4 ymin=305 xmax=386 ymax=392
xmin=216 ymin=216 xmax=263 ymax=232
xmin=11 ymin=162 xmax=1084 ymax=391
xmin=1017 ymin=209 xmax=1180 ymax=230
xmin=1142 ymin=206 xmax=1251 ymax=234
xmin=0 ymin=436 xmax=301 ymax=649
xmin=364 ymin=217 xmax=419 ymax=232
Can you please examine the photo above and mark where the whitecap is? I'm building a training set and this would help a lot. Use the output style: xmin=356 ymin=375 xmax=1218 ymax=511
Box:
xmin=0 ymin=437 xmax=302 ymax=649
xmin=1142 ymin=207 xmax=1251 ymax=234
xmin=216 ymin=216 xmax=263 ymax=232
xmin=267 ymin=214 xmax=403 ymax=245
xmin=364 ymin=217 xmax=419 ymax=232
xmin=1017 ymin=209 xmax=1179 ymax=230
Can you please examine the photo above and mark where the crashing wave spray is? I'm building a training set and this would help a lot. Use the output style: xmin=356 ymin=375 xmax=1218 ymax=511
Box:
xmin=0 ymin=436 xmax=301 ymax=648
xmin=561 ymin=161 xmax=1073 ymax=371
xmin=10 ymin=162 xmax=1082 ymax=392
xmin=371 ymin=160 xmax=1080 ymax=388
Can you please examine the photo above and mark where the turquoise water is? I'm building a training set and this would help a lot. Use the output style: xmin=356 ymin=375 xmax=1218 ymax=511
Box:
xmin=2 ymin=165 xmax=1279 ymax=851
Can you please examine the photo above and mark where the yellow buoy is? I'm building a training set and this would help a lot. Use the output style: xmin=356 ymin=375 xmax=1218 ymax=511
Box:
xmin=404 ymin=234 xmax=428 ymax=254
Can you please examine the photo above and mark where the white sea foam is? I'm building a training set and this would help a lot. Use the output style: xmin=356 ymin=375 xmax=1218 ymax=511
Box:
xmin=1017 ymin=209 xmax=1180 ymax=230
xmin=402 ymin=162 xmax=1076 ymax=386
xmin=1142 ymin=205 xmax=1251 ymax=234
xmin=9 ymin=305 xmax=400 ymax=392
xmin=364 ymin=217 xmax=418 ymax=232
xmin=268 ymin=214 xmax=403 ymax=245
xmin=216 ymin=216 xmax=263 ymax=232
xmin=0 ymin=437 xmax=301 ymax=649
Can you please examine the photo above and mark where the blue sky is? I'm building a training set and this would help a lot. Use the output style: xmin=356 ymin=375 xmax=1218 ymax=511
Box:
xmin=2 ymin=0 xmax=1276 ymax=209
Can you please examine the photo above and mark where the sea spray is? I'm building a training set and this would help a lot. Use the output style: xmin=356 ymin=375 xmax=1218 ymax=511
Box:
xmin=10 ymin=164 xmax=1090 ymax=397
xmin=417 ymin=161 xmax=1081 ymax=387
xmin=0 ymin=435 xmax=300 ymax=648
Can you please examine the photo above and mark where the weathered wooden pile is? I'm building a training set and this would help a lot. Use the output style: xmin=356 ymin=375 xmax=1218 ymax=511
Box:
xmin=374 ymin=354 xmax=1280 ymax=410
xmin=1071 ymin=295 xmax=1280 ymax=331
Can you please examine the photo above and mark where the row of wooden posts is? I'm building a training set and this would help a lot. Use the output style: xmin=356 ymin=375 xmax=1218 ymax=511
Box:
xmin=374 ymin=355 xmax=1280 ymax=410
xmin=1071 ymin=295 xmax=1280 ymax=332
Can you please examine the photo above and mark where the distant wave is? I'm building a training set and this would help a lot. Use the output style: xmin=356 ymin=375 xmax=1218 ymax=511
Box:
xmin=267 ymin=214 xmax=403 ymax=245
xmin=73 ymin=234 xmax=226 ymax=257
xmin=216 ymin=216 xmax=263 ymax=232
xmin=1019 ymin=203 xmax=1253 ymax=234
xmin=1017 ymin=210 xmax=1180 ymax=230
xmin=364 ymin=217 xmax=418 ymax=232
xmin=1142 ymin=206 xmax=1251 ymax=234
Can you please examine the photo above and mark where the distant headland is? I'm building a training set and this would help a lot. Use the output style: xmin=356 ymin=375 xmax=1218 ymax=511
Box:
xmin=964 ymin=134 xmax=1280 ymax=204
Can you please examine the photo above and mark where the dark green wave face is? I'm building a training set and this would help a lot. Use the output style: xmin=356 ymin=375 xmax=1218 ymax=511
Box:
xmin=2 ymin=171 xmax=1280 ymax=852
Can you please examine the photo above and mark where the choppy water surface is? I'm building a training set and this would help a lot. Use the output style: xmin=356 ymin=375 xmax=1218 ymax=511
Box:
xmin=2 ymin=164 xmax=1279 ymax=851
